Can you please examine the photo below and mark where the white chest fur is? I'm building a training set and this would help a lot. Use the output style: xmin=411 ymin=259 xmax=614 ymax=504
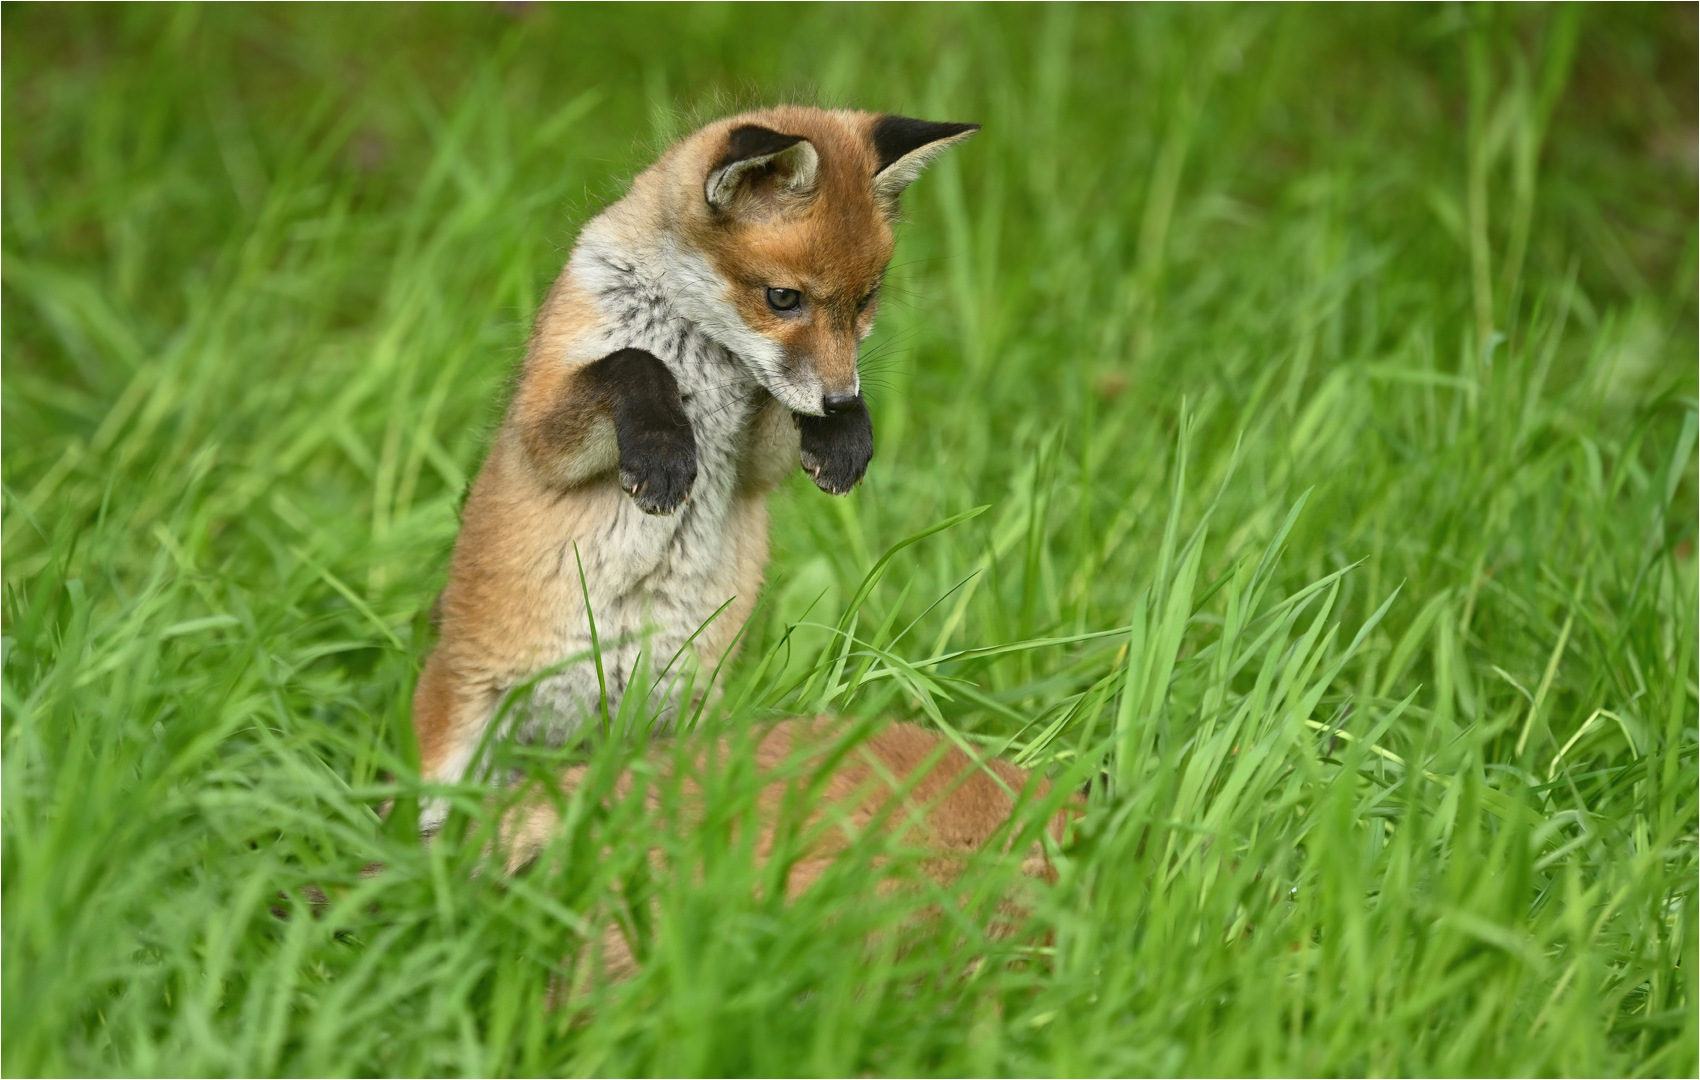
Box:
xmin=510 ymin=240 xmax=773 ymax=744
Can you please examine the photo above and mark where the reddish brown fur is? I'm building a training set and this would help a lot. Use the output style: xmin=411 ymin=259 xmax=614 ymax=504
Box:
xmin=682 ymin=110 xmax=894 ymax=399
xmin=412 ymin=107 xmax=974 ymax=790
xmin=501 ymin=719 xmax=1079 ymax=982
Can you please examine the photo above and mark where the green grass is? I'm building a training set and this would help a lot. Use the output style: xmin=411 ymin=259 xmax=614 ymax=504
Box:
xmin=4 ymin=3 xmax=1696 ymax=1075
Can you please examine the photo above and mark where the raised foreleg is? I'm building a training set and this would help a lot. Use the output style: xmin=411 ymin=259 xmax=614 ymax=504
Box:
xmin=797 ymin=393 xmax=873 ymax=495
xmin=519 ymin=347 xmax=698 ymax=514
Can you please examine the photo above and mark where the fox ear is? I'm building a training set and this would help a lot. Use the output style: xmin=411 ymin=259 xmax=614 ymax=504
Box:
xmin=871 ymin=116 xmax=980 ymax=203
xmin=706 ymin=125 xmax=820 ymax=213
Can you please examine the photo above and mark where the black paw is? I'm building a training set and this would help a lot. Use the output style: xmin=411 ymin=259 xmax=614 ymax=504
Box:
xmin=798 ymin=396 xmax=873 ymax=495
xmin=588 ymin=348 xmax=697 ymax=515
xmin=618 ymin=424 xmax=697 ymax=514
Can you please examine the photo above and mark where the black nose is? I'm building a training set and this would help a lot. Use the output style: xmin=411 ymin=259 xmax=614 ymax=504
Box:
xmin=821 ymin=391 xmax=860 ymax=414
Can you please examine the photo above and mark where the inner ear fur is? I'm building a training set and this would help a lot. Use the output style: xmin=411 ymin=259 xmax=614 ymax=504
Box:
xmin=705 ymin=124 xmax=821 ymax=213
xmin=871 ymin=116 xmax=980 ymax=203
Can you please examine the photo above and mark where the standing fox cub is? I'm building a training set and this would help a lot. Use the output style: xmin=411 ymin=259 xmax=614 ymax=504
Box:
xmin=414 ymin=107 xmax=978 ymax=812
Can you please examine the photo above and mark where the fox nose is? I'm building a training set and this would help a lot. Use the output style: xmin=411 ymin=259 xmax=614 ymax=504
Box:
xmin=821 ymin=391 xmax=860 ymax=414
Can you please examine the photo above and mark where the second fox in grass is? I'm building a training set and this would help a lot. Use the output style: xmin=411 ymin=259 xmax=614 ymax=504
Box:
xmin=503 ymin=718 xmax=1078 ymax=984
xmin=412 ymin=107 xmax=978 ymax=813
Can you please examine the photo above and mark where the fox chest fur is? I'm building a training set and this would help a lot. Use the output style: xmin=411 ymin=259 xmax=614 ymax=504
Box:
xmin=477 ymin=258 xmax=786 ymax=738
xmin=412 ymin=107 xmax=978 ymax=802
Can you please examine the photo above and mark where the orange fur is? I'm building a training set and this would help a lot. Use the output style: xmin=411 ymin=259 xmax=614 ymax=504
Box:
xmin=500 ymin=719 xmax=1078 ymax=982
xmin=413 ymin=107 xmax=978 ymax=797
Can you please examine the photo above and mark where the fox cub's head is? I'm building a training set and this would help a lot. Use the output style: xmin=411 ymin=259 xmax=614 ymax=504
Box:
xmin=645 ymin=107 xmax=977 ymax=416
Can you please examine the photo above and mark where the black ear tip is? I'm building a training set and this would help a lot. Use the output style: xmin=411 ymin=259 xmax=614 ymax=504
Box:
xmin=872 ymin=116 xmax=983 ymax=172
xmin=715 ymin=124 xmax=808 ymax=172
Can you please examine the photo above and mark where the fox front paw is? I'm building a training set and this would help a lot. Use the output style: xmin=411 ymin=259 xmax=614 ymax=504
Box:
xmin=619 ymin=426 xmax=697 ymax=514
xmin=798 ymin=396 xmax=873 ymax=495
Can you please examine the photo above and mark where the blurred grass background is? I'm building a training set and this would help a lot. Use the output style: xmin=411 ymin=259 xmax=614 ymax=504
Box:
xmin=3 ymin=2 xmax=1696 ymax=1075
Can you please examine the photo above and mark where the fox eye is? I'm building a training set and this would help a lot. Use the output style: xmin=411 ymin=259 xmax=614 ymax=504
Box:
xmin=766 ymin=287 xmax=802 ymax=312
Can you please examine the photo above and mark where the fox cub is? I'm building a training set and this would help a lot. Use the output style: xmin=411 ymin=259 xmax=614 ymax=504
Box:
xmin=501 ymin=719 xmax=1077 ymax=982
xmin=413 ymin=107 xmax=978 ymax=814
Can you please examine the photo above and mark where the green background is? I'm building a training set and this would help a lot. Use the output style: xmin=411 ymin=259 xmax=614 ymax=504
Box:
xmin=4 ymin=3 xmax=1696 ymax=1075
